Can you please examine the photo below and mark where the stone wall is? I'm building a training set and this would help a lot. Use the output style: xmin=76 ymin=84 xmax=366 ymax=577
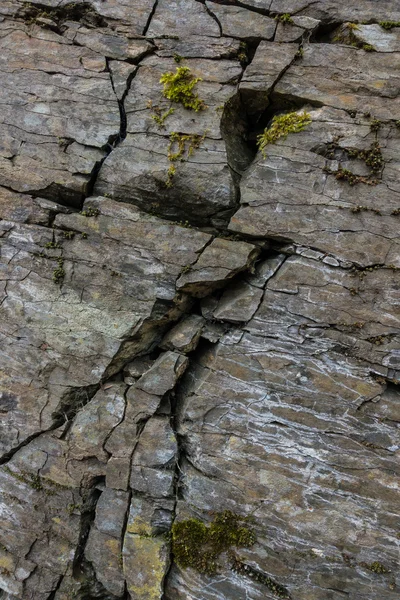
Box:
xmin=0 ymin=1 xmax=399 ymax=599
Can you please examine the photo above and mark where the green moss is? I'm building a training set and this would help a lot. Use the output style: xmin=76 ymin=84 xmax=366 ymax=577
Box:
xmin=53 ymin=257 xmax=65 ymax=284
xmin=160 ymin=67 xmax=206 ymax=112
xmin=333 ymin=23 xmax=375 ymax=51
xmin=334 ymin=167 xmax=375 ymax=186
xmin=351 ymin=205 xmax=381 ymax=215
xmin=237 ymin=41 xmax=249 ymax=66
xmin=62 ymin=231 xmax=75 ymax=240
xmin=44 ymin=241 xmax=62 ymax=249
xmin=4 ymin=466 xmax=43 ymax=491
xmin=379 ymin=21 xmax=400 ymax=30
xmin=151 ymin=107 xmax=175 ymax=129
xmin=173 ymin=53 xmax=183 ymax=63
xmin=369 ymin=118 xmax=381 ymax=132
xmin=167 ymin=131 xmax=206 ymax=162
xmin=165 ymin=131 xmax=206 ymax=186
xmin=324 ymin=140 xmax=383 ymax=186
xmin=165 ymin=164 xmax=176 ymax=188
xmin=361 ymin=561 xmax=391 ymax=574
xmin=257 ymin=112 xmax=312 ymax=157
xmin=81 ymin=232 xmax=88 ymax=239
xmin=81 ymin=207 xmax=100 ymax=217
xmin=172 ymin=511 xmax=256 ymax=575
xmin=275 ymin=13 xmax=294 ymax=25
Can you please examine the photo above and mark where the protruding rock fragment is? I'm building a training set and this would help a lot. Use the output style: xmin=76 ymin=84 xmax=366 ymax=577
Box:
xmin=177 ymin=238 xmax=259 ymax=297
xmin=160 ymin=315 xmax=205 ymax=353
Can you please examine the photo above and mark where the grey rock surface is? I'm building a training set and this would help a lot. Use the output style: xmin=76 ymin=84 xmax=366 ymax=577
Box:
xmin=0 ymin=1 xmax=399 ymax=599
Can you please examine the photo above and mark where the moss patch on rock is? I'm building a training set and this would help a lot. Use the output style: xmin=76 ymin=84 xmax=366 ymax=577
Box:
xmin=171 ymin=510 xmax=256 ymax=575
xmin=160 ymin=66 xmax=206 ymax=112
xmin=257 ymin=111 xmax=311 ymax=157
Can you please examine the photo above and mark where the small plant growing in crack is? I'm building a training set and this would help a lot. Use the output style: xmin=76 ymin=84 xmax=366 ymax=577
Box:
xmin=171 ymin=510 xmax=256 ymax=575
xmin=324 ymin=141 xmax=384 ymax=186
xmin=165 ymin=131 xmax=207 ymax=187
xmin=275 ymin=13 xmax=294 ymax=25
xmin=360 ymin=561 xmax=391 ymax=574
xmin=62 ymin=230 xmax=75 ymax=240
xmin=44 ymin=241 xmax=62 ymax=250
xmin=53 ymin=257 xmax=65 ymax=284
xmin=81 ymin=207 xmax=100 ymax=217
xmin=231 ymin=554 xmax=291 ymax=598
xmin=237 ymin=41 xmax=249 ymax=66
xmin=150 ymin=103 xmax=175 ymax=129
xmin=333 ymin=23 xmax=376 ymax=51
xmin=160 ymin=66 xmax=206 ymax=112
xmin=257 ymin=112 xmax=312 ymax=157
xmin=378 ymin=21 xmax=400 ymax=30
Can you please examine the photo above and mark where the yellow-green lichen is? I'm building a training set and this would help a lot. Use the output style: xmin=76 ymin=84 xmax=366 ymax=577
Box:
xmin=171 ymin=510 xmax=256 ymax=575
xmin=160 ymin=66 xmax=206 ymax=112
xmin=257 ymin=112 xmax=311 ymax=157
xmin=123 ymin=536 xmax=167 ymax=600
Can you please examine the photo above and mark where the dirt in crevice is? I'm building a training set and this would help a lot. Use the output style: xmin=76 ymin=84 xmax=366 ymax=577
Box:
xmin=17 ymin=1 xmax=109 ymax=30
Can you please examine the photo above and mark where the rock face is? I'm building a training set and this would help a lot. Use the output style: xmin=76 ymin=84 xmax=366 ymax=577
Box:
xmin=0 ymin=2 xmax=399 ymax=600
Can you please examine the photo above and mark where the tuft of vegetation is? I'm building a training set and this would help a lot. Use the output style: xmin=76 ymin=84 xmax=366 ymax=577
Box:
xmin=369 ymin=118 xmax=381 ymax=132
xmin=165 ymin=164 xmax=176 ymax=188
xmin=379 ymin=21 xmax=400 ymax=30
xmin=257 ymin=112 xmax=312 ymax=157
xmin=324 ymin=140 xmax=383 ymax=186
xmin=167 ymin=131 xmax=206 ymax=162
xmin=333 ymin=23 xmax=375 ymax=51
xmin=237 ymin=41 xmax=248 ymax=66
xmin=53 ymin=257 xmax=65 ymax=284
xmin=165 ymin=131 xmax=206 ymax=186
xmin=360 ymin=561 xmax=391 ymax=574
xmin=160 ymin=67 xmax=206 ymax=112
xmin=151 ymin=106 xmax=175 ymax=129
xmin=62 ymin=231 xmax=75 ymax=240
xmin=275 ymin=13 xmax=294 ymax=25
xmin=44 ymin=241 xmax=62 ymax=249
xmin=81 ymin=207 xmax=100 ymax=217
xmin=171 ymin=510 xmax=256 ymax=575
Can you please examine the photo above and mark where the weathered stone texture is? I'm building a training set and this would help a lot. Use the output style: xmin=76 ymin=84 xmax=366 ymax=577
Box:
xmin=0 ymin=1 xmax=399 ymax=599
